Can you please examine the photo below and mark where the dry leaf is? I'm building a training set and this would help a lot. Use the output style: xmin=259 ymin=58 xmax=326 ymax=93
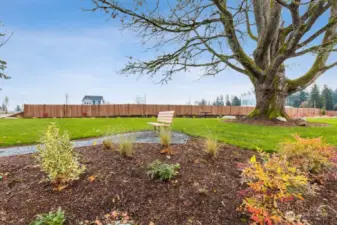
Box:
xmin=88 ymin=175 xmax=96 ymax=182
xmin=149 ymin=222 xmax=155 ymax=225
xmin=53 ymin=184 xmax=68 ymax=191
xmin=95 ymin=219 xmax=103 ymax=225
xmin=160 ymin=147 xmax=175 ymax=155
xmin=111 ymin=210 xmax=118 ymax=218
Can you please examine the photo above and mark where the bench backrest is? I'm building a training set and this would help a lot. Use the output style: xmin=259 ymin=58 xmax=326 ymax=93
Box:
xmin=157 ymin=111 xmax=175 ymax=124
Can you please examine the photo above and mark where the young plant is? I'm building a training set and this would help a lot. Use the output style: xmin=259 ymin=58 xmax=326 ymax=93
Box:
xmin=102 ymin=128 xmax=114 ymax=150
xmin=238 ymin=153 xmax=312 ymax=225
xmin=278 ymin=135 xmax=337 ymax=176
xmin=36 ymin=123 xmax=85 ymax=186
xmin=118 ymin=134 xmax=134 ymax=157
xmin=204 ymin=135 xmax=219 ymax=158
xmin=30 ymin=207 xmax=65 ymax=225
xmin=159 ymin=127 xmax=171 ymax=147
xmin=102 ymin=139 xmax=113 ymax=150
xmin=147 ymin=160 xmax=180 ymax=181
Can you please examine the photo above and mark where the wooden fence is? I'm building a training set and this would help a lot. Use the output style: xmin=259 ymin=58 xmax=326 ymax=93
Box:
xmin=23 ymin=104 xmax=337 ymax=118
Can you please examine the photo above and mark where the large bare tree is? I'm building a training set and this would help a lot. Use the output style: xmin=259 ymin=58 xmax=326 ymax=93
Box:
xmin=90 ymin=0 xmax=337 ymax=119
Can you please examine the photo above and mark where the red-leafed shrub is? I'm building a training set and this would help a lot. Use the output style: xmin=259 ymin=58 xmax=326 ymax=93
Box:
xmin=238 ymin=153 xmax=312 ymax=225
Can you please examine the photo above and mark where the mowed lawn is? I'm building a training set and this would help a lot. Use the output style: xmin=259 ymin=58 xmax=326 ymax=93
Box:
xmin=0 ymin=117 xmax=337 ymax=151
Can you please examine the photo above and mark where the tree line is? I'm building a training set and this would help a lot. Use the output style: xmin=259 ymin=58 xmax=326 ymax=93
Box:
xmin=195 ymin=95 xmax=241 ymax=106
xmin=287 ymin=84 xmax=337 ymax=111
xmin=0 ymin=96 xmax=22 ymax=113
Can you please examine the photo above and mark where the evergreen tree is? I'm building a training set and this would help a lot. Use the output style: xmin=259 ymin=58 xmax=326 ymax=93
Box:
xmin=1 ymin=103 xmax=6 ymax=112
xmin=15 ymin=105 xmax=21 ymax=112
xmin=219 ymin=95 xmax=224 ymax=106
xmin=287 ymin=93 xmax=300 ymax=107
xmin=195 ymin=99 xmax=209 ymax=106
xmin=231 ymin=96 xmax=241 ymax=106
xmin=225 ymin=95 xmax=231 ymax=106
xmin=286 ymin=90 xmax=309 ymax=107
xmin=322 ymin=85 xmax=334 ymax=110
xmin=299 ymin=91 xmax=309 ymax=105
xmin=310 ymin=84 xmax=322 ymax=108
xmin=212 ymin=95 xmax=225 ymax=106
xmin=333 ymin=89 xmax=337 ymax=105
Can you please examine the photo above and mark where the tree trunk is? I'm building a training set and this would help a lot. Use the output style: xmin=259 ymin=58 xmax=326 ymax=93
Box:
xmin=249 ymin=72 xmax=289 ymax=119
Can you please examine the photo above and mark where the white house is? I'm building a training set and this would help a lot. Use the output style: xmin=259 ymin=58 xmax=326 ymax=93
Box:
xmin=82 ymin=96 xmax=104 ymax=105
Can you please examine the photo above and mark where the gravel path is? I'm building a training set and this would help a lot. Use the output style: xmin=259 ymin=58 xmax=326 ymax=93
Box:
xmin=0 ymin=131 xmax=190 ymax=157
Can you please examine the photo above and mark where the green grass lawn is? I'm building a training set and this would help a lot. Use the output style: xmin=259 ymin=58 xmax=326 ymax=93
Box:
xmin=0 ymin=117 xmax=336 ymax=151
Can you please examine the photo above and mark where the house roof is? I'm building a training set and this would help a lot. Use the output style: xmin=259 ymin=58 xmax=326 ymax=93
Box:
xmin=82 ymin=95 xmax=104 ymax=101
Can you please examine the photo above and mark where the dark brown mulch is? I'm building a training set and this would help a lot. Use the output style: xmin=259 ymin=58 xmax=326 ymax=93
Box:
xmin=225 ymin=116 xmax=329 ymax=127
xmin=0 ymin=140 xmax=336 ymax=225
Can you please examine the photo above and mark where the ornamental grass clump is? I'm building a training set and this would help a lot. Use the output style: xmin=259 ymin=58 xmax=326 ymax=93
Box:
xmin=278 ymin=135 xmax=337 ymax=177
xmin=204 ymin=135 xmax=219 ymax=158
xmin=118 ymin=134 xmax=134 ymax=157
xmin=238 ymin=153 xmax=312 ymax=225
xmin=159 ymin=127 xmax=172 ymax=147
xmin=103 ymin=139 xmax=113 ymax=150
xmin=36 ymin=123 xmax=85 ymax=187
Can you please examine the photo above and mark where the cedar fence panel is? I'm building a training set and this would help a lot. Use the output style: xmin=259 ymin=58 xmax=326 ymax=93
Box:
xmin=23 ymin=104 xmax=337 ymax=118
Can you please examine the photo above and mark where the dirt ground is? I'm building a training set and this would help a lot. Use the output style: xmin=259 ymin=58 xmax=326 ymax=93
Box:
xmin=225 ymin=116 xmax=329 ymax=127
xmin=0 ymin=139 xmax=336 ymax=225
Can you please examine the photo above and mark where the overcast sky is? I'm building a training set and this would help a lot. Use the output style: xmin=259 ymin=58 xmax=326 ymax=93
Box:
xmin=0 ymin=0 xmax=337 ymax=110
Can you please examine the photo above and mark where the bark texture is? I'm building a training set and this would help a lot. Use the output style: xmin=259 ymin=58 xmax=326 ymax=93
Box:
xmin=250 ymin=71 xmax=288 ymax=118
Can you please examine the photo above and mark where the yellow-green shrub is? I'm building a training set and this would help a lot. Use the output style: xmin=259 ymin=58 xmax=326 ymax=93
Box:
xmin=159 ymin=127 xmax=171 ymax=147
xmin=103 ymin=139 xmax=113 ymax=150
xmin=239 ymin=153 xmax=312 ymax=225
xmin=204 ymin=135 xmax=219 ymax=158
xmin=278 ymin=135 xmax=337 ymax=175
xmin=36 ymin=123 xmax=85 ymax=185
xmin=118 ymin=134 xmax=134 ymax=157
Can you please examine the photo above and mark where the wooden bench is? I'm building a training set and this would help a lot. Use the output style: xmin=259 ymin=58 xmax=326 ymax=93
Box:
xmin=147 ymin=111 xmax=175 ymax=130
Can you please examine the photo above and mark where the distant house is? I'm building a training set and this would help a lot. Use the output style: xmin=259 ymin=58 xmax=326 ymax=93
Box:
xmin=82 ymin=96 xmax=104 ymax=105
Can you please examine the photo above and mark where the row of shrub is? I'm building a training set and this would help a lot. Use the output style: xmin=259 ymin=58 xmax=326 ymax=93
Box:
xmin=36 ymin=124 xmax=189 ymax=187
xmin=238 ymin=135 xmax=337 ymax=224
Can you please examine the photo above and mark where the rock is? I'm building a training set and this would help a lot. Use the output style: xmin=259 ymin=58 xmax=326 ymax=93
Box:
xmin=222 ymin=115 xmax=236 ymax=119
xmin=298 ymin=121 xmax=307 ymax=126
xmin=276 ymin=116 xmax=287 ymax=122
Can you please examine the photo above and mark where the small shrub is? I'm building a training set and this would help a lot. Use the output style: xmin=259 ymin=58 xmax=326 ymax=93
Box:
xmin=118 ymin=134 xmax=134 ymax=157
xmin=103 ymin=139 xmax=113 ymax=150
xmin=204 ymin=135 xmax=219 ymax=158
xmin=36 ymin=123 xmax=85 ymax=186
xmin=30 ymin=207 xmax=65 ymax=225
xmin=159 ymin=127 xmax=171 ymax=147
xmin=321 ymin=107 xmax=326 ymax=116
xmin=238 ymin=153 xmax=312 ymax=224
xmin=147 ymin=160 xmax=180 ymax=181
xmin=278 ymin=135 xmax=337 ymax=175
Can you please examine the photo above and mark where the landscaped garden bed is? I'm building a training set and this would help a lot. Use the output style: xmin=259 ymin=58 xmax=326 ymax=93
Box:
xmin=1 ymin=137 xmax=337 ymax=225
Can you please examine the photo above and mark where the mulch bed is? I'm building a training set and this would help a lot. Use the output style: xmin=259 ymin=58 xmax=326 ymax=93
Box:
xmin=0 ymin=139 xmax=336 ymax=225
xmin=225 ymin=116 xmax=329 ymax=127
